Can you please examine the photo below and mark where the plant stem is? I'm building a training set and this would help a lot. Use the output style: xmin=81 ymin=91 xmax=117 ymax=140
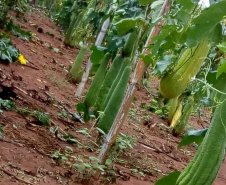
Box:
xmin=194 ymin=78 xmax=226 ymax=95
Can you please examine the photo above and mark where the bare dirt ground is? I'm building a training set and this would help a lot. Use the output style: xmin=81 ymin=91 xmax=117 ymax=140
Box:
xmin=0 ymin=9 xmax=225 ymax=185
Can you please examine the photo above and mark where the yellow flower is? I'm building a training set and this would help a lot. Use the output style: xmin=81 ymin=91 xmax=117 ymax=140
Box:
xmin=18 ymin=54 xmax=27 ymax=65
xmin=59 ymin=2 xmax=63 ymax=6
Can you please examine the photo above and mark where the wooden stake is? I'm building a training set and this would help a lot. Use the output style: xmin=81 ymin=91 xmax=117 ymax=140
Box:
xmin=95 ymin=0 xmax=172 ymax=179
xmin=75 ymin=17 xmax=111 ymax=97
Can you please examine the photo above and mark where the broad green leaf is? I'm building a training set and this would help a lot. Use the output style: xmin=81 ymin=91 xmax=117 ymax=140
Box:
xmin=217 ymin=42 xmax=226 ymax=52
xmin=74 ymin=164 xmax=86 ymax=172
xmin=153 ymin=55 xmax=174 ymax=75
xmin=139 ymin=53 xmax=154 ymax=65
xmin=139 ymin=0 xmax=156 ymax=5
xmin=6 ymin=20 xmax=32 ymax=41
xmin=217 ymin=59 xmax=226 ymax=78
xmin=155 ymin=171 xmax=181 ymax=185
xmin=72 ymin=112 xmax=83 ymax=122
xmin=178 ymin=0 xmax=196 ymax=13
xmin=178 ymin=129 xmax=208 ymax=148
xmin=96 ymin=165 xmax=105 ymax=172
xmin=114 ymin=17 xmax=144 ymax=36
xmin=151 ymin=0 xmax=165 ymax=21
xmin=151 ymin=25 xmax=178 ymax=55
xmin=209 ymin=23 xmax=223 ymax=45
xmin=67 ymin=138 xmax=78 ymax=144
xmin=89 ymin=156 xmax=99 ymax=162
xmin=90 ymin=46 xmax=106 ymax=64
xmin=97 ymin=128 xmax=106 ymax=135
xmin=105 ymin=159 xmax=112 ymax=166
xmin=35 ymin=111 xmax=50 ymax=126
xmin=187 ymin=1 xmax=226 ymax=47
xmin=83 ymin=163 xmax=92 ymax=168
xmin=76 ymin=129 xmax=89 ymax=136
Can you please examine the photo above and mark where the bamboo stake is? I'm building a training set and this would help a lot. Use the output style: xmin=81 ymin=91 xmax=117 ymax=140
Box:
xmin=75 ymin=17 xmax=111 ymax=97
xmin=95 ymin=0 xmax=172 ymax=178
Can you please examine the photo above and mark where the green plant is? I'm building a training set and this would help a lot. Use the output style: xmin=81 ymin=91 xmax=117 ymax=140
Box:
xmin=6 ymin=20 xmax=32 ymax=41
xmin=64 ymin=11 xmax=84 ymax=46
xmin=0 ymin=33 xmax=19 ymax=64
xmin=14 ymin=0 xmax=31 ymax=17
xmin=64 ymin=134 xmax=79 ymax=144
xmin=73 ymin=156 xmax=106 ymax=178
xmin=0 ymin=98 xmax=15 ymax=110
xmin=109 ymin=133 xmax=137 ymax=160
xmin=16 ymin=107 xmax=49 ymax=126
xmin=52 ymin=150 xmax=70 ymax=165
xmin=35 ymin=111 xmax=50 ymax=126
xmin=98 ymin=66 xmax=132 ymax=134
xmin=148 ymin=98 xmax=168 ymax=119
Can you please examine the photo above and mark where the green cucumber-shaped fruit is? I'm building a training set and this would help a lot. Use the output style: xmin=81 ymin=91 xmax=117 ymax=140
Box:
xmin=160 ymin=38 xmax=210 ymax=99
xmin=84 ymin=53 xmax=111 ymax=108
xmin=94 ymin=54 xmax=123 ymax=113
xmin=176 ymin=85 xmax=226 ymax=185
xmin=103 ymin=57 xmax=131 ymax=110
xmin=64 ymin=12 xmax=83 ymax=46
xmin=168 ymin=96 xmax=179 ymax=123
xmin=172 ymin=96 xmax=194 ymax=136
xmin=98 ymin=66 xmax=132 ymax=134
xmin=69 ymin=45 xmax=88 ymax=81
xmin=122 ymin=29 xmax=139 ymax=57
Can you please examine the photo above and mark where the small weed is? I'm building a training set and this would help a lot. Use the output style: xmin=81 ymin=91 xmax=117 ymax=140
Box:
xmin=64 ymin=134 xmax=79 ymax=144
xmin=51 ymin=148 xmax=112 ymax=180
xmin=0 ymin=98 xmax=15 ymax=110
xmin=58 ymin=110 xmax=68 ymax=118
xmin=109 ymin=133 xmax=137 ymax=161
xmin=35 ymin=111 xmax=50 ymax=126
xmin=49 ymin=73 xmax=69 ymax=89
xmin=16 ymin=107 xmax=32 ymax=116
xmin=52 ymin=150 xmax=70 ymax=165
xmin=149 ymin=98 xmax=168 ymax=118
xmin=76 ymin=128 xmax=90 ymax=137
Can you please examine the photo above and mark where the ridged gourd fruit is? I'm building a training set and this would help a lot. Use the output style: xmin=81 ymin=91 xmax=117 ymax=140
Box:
xmin=160 ymin=38 xmax=210 ymax=99
xmin=168 ymin=96 xmax=179 ymax=123
xmin=98 ymin=66 xmax=132 ymax=134
xmin=94 ymin=54 xmax=123 ymax=113
xmin=69 ymin=45 xmax=88 ymax=82
xmin=176 ymin=84 xmax=226 ymax=185
xmin=172 ymin=96 xmax=194 ymax=136
xmin=84 ymin=53 xmax=111 ymax=108
xmin=102 ymin=57 xmax=131 ymax=110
